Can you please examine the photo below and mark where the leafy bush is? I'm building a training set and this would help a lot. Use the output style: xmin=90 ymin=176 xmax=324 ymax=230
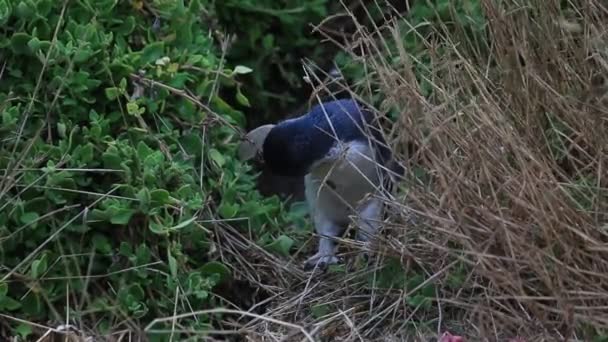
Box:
xmin=211 ymin=0 xmax=329 ymax=123
xmin=0 ymin=0 xmax=298 ymax=339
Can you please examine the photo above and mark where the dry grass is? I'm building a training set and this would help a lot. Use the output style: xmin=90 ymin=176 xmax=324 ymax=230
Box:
xmin=18 ymin=1 xmax=606 ymax=340
xmin=208 ymin=0 xmax=608 ymax=341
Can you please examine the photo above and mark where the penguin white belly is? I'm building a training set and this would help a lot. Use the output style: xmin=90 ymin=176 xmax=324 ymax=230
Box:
xmin=304 ymin=141 xmax=381 ymax=225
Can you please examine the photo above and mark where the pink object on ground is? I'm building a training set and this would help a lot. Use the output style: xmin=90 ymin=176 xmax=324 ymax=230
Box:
xmin=439 ymin=332 xmax=464 ymax=342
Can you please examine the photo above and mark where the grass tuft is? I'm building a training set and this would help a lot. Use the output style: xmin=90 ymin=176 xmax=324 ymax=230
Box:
xmin=215 ymin=1 xmax=608 ymax=340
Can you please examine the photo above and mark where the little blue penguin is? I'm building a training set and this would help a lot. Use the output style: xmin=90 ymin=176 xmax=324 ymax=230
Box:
xmin=238 ymin=98 xmax=401 ymax=270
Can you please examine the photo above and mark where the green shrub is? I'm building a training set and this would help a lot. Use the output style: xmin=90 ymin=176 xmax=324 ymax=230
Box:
xmin=0 ymin=0 xmax=299 ymax=339
xmin=211 ymin=0 xmax=329 ymax=123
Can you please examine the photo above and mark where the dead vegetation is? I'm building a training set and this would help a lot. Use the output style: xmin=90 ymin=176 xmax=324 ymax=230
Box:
xmin=36 ymin=1 xmax=605 ymax=341
xmin=211 ymin=0 xmax=608 ymax=341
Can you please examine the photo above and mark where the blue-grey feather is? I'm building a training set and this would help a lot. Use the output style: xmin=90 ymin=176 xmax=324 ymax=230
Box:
xmin=262 ymin=99 xmax=394 ymax=177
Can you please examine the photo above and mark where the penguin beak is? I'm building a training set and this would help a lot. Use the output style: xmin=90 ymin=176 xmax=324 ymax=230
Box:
xmin=237 ymin=124 xmax=275 ymax=162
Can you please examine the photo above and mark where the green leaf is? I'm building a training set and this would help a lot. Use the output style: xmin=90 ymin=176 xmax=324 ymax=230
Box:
xmin=177 ymin=184 xmax=194 ymax=198
xmin=168 ymin=216 xmax=196 ymax=232
xmin=149 ymin=221 xmax=167 ymax=235
xmin=327 ymin=264 xmax=346 ymax=273
xmin=57 ymin=122 xmax=67 ymax=138
xmin=189 ymin=0 xmax=202 ymax=12
xmin=179 ymin=133 xmax=202 ymax=157
xmin=420 ymin=283 xmax=436 ymax=297
xmin=128 ymin=283 xmax=145 ymax=301
xmin=92 ymin=234 xmax=112 ymax=254
xmin=0 ymin=0 xmax=12 ymax=26
xmin=119 ymin=242 xmax=133 ymax=257
xmin=135 ymin=244 xmax=151 ymax=265
xmin=143 ymin=151 xmax=164 ymax=169
xmin=0 ymin=296 xmax=21 ymax=311
xmin=593 ymin=335 xmax=608 ymax=342
xmin=406 ymin=274 xmax=424 ymax=289
xmin=311 ymin=303 xmax=330 ymax=318
xmin=136 ymin=188 xmax=150 ymax=211
xmin=209 ymin=148 xmax=225 ymax=167
xmin=140 ymin=41 xmax=165 ymax=64
xmin=218 ymin=202 xmax=238 ymax=219
xmin=102 ymin=150 xmax=122 ymax=169
xmin=436 ymin=0 xmax=451 ymax=20
xmin=118 ymin=16 xmax=136 ymax=35
xmin=126 ymin=101 xmax=144 ymax=116
xmin=262 ymin=34 xmax=274 ymax=50
xmin=406 ymin=294 xmax=432 ymax=310
xmin=110 ymin=61 xmax=135 ymax=78
xmin=15 ymin=323 xmax=33 ymax=339
xmin=265 ymin=234 xmax=294 ymax=257
xmin=447 ymin=266 xmax=466 ymax=289
xmin=236 ymin=88 xmax=250 ymax=107
xmin=233 ymin=65 xmax=253 ymax=75
xmin=74 ymin=48 xmax=93 ymax=63
xmin=406 ymin=293 xmax=425 ymax=307
xmin=36 ymin=0 xmax=52 ymax=16
xmin=0 ymin=281 xmax=7 ymax=298
xmin=27 ymin=37 xmax=41 ymax=53
xmin=168 ymin=73 xmax=189 ymax=88
xmin=288 ymin=201 xmax=309 ymax=217
xmin=200 ymin=261 xmax=231 ymax=283
xmin=177 ymin=98 xmax=196 ymax=119
xmin=73 ymin=143 xmax=94 ymax=164
xmin=168 ymin=251 xmax=178 ymax=279
xmin=105 ymin=87 xmax=121 ymax=100
xmin=150 ymin=189 xmax=170 ymax=206
xmin=30 ymin=256 xmax=48 ymax=279
xmin=110 ymin=207 xmax=135 ymax=225
xmin=137 ymin=141 xmax=154 ymax=161
xmin=15 ymin=1 xmax=33 ymax=19
xmin=20 ymin=293 xmax=43 ymax=314
xmin=20 ymin=212 xmax=39 ymax=225
xmin=373 ymin=257 xmax=406 ymax=288
xmin=10 ymin=32 xmax=32 ymax=54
